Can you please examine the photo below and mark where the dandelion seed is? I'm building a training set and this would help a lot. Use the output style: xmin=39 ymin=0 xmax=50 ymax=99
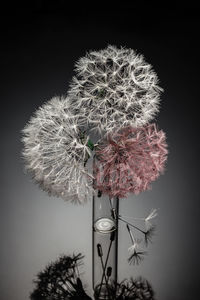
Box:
xmin=128 ymin=250 xmax=146 ymax=265
xmin=126 ymin=224 xmax=145 ymax=265
xmin=145 ymin=209 xmax=158 ymax=229
xmin=145 ymin=209 xmax=158 ymax=222
xmin=144 ymin=226 xmax=156 ymax=246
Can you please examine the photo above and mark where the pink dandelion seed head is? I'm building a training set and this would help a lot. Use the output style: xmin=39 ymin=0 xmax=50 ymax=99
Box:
xmin=94 ymin=124 xmax=168 ymax=198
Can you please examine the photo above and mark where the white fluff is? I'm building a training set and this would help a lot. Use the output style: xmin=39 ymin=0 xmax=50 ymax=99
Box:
xmin=145 ymin=209 xmax=158 ymax=229
xmin=68 ymin=45 xmax=163 ymax=134
xmin=22 ymin=96 xmax=94 ymax=204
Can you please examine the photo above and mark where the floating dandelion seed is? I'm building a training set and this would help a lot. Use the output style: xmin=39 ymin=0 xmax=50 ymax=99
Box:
xmin=128 ymin=250 xmax=146 ymax=265
xmin=68 ymin=45 xmax=163 ymax=134
xmin=145 ymin=209 xmax=158 ymax=229
xmin=119 ymin=208 xmax=158 ymax=224
xmin=118 ymin=217 xmax=156 ymax=263
xmin=144 ymin=225 xmax=156 ymax=246
xmin=22 ymin=96 xmax=94 ymax=204
xmin=94 ymin=124 xmax=168 ymax=198
xmin=126 ymin=224 xmax=140 ymax=250
xmin=126 ymin=224 xmax=146 ymax=265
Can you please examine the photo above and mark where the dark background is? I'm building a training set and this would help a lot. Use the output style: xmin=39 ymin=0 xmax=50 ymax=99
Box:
xmin=1 ymin=2 xmax=200 ymax=300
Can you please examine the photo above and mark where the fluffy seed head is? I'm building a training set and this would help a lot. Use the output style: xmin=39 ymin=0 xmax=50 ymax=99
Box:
xmin=21 ymin=96 xmax=93 ymax=204
xmin=68 ymin=45 xmax=163 ymax=134
xmin=94 ymin=124 xmax=168 ymax=198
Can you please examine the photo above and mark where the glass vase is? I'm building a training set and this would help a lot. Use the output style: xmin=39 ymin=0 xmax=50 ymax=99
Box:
xmin=92 ymin=192 xmax=119 ymax=299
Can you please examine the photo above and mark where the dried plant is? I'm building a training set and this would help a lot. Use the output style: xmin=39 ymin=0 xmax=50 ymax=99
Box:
xmin=94 ymin=124 xmax=168 ymax=198
xmin=30 ymin=254 xmax=155 ymax=300
xmin=115 ymin=277 xmax=155 ymax=299
xmin=30 ymin=253 xmax=92 ymax=300
xmin=68 ymin=45 xmax=162 ymax=135
xmin=22 ymin=96 xmax=94 ymax=204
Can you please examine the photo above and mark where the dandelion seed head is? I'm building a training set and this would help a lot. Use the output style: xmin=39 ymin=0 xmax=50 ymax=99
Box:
xmin=22 ymin=96 xmax=94 ymax=204
xmin=68 ymin=45 xmax=163 ymax=134
xmin=94 ymin=124 xmax=168 ymax=198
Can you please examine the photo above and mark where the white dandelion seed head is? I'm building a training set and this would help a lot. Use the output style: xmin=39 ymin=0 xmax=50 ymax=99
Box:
xmin=68 ymin=45 xmax=163 ymax=134
xmin=21 ymin=96 xmax=94 ymax=204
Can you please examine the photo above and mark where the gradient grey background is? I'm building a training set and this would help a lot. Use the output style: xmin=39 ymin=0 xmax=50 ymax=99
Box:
xmin=1 ymin=2 xmax=199 ymax=300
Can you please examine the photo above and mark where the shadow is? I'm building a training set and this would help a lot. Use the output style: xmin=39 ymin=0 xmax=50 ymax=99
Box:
xmin=30 ymin=253 xmax=92 ymax=300
xmin=30 ymin=253 xmax=155 ymax=299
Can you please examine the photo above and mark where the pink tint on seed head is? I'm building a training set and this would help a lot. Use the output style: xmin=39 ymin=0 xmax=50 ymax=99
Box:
xmin=94 ymin=124 xmax=168 ymax=198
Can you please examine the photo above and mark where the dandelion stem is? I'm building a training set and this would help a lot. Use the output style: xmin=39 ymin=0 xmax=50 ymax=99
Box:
xmin=126 ymin=224 xmax=135 ymax=245
xmin=98 ymin=232 xmax=115 ymax=298
xmin=109 ymin=196 xmax=113 ymax=209
xmin=119 ymin=216 xmax=145 ymax=235
xmin=119 ymin=214 xmax=144 ymax=221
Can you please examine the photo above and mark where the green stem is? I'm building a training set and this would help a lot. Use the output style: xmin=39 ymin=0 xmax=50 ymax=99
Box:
xmin=87 ymin=139 xmax=94 ymax=150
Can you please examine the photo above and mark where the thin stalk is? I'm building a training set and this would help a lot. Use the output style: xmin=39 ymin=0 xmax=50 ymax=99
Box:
xmin=98 ymin=238 xmax=114 ymax=298
xmin=97 ymin=244 xmax=110 ymax=298
xmin=119 ymin=214 xmax=145 ymax=221
xmin=126 ymin=224 xmax=136 ymax=244
xmin=118 ymin=216 xmax=146 ymax=235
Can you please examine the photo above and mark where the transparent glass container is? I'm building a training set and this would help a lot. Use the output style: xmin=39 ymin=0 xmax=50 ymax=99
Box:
xmin=92 ymin=192 xmax=119 ymax=299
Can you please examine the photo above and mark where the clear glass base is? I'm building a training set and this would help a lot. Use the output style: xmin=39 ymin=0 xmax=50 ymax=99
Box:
xmin=94 ymin=283 xmax=115 ymax=300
